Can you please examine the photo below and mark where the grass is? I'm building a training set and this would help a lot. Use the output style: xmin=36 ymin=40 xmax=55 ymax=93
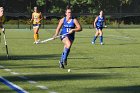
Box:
xmin=0 ymin=28 xmax=140 ymax=93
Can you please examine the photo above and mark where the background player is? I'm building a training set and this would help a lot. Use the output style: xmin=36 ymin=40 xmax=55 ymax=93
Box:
xmin=31 ymin=7 xmax=42 ymax=44
xmin=0 ymin=7 xmax=5 ymax=41
xmin=53 ymin=6 xmax=82 ymax=69
xmin=92 ymin=10 xmax=106 ymax=45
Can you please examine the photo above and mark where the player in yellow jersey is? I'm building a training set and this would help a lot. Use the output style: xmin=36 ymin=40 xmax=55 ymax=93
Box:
xmin=0 ymin=7 xmax=5 ymax=42
xmin=31 ymin=7 xmax=43 ymax=44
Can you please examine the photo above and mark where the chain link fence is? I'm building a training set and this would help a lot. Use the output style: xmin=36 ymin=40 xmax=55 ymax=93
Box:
xmin=1 ymin=0 xmax=140 ymax=29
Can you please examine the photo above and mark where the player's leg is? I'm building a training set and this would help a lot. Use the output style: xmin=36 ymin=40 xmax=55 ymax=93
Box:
xmin=62 ymin=39 xmax=72 ymax=65
xmin=33 ymin=25 xmax=40 ymax=44
xmin=63 ymin=36 xmax=74 ymax=65
xmin=99 ymin=29 xmax=103 ymax=45
xmin=60 ymin=37 xmax=72 ymax=68
xmin=92 ymin=29 xmax=99 ymax=44
xmin=33 ymin=28 xmax=37 ymax=43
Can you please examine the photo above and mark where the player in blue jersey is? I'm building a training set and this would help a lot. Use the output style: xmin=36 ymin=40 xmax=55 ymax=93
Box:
xmin=0 ymin=7 xmax=5 ymax=42
xmin=92 ymin=10 xmax=106 ymax=45
xmin=53 ymin=7 xmax=82 ymax=69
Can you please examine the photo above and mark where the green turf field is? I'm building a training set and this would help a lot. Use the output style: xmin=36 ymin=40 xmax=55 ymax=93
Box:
xmin=0 ymin=28 xmax=140 ymax=93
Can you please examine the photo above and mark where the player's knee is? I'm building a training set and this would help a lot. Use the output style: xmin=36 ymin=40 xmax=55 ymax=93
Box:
xmin=66 ymin=42 xmax=71 ymax=48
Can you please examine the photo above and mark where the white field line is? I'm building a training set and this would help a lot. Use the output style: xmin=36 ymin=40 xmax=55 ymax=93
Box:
xmin=36 ymin=85 xmax=48 ymax=90
xmin=28 ymin=80 xmax=37 ymax=84
xmin=11 ymin=72 xmax=19 ymax=75
xmin=4 ymin=69 xmax=11 ymax=72
xmin=1 ymin=65 xmax=57 ymax=92
xmin=0 ymin=76 xmax=29 ymax=93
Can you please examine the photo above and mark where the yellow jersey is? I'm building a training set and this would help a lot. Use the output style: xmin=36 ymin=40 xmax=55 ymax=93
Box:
xmin=0 ymin=16 xmax=4 ymax=27
xmin=32 ymin=12 xmax=42 ymax=24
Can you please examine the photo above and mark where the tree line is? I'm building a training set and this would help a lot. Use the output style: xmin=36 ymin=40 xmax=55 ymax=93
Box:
xmin=0 ymin=0 xmax=140 ymax=14
xmin=0 ymin=0 xmax=140 ymax=25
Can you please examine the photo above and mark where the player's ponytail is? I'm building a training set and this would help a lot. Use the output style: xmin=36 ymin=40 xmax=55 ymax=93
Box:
xmin=65 ymin=5 xmax=71 ymax=12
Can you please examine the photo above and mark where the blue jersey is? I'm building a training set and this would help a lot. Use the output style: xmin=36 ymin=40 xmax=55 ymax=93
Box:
xmin=60 ymin=17 xmax=75 ymax=41
xmin=96 ymin=16 xmax=105 ymax=27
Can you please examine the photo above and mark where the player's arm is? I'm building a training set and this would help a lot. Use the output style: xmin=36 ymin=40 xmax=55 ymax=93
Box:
xmin=94 ymin=16 xmax=98 ymax=28
xmin=0 ymin=7 xmax=5 ymax=32
xmin=0 ymin=7 xmax=3 ymax=17
xmin=53 ymin=18 xmax=64 ymax=38
xmin=1 ymin=16 xmax=5 ymax=32
xmin=69 ymin=18 xmax=82 ymax=34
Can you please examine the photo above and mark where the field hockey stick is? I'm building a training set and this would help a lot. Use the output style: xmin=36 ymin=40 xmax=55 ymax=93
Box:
xmin=39 ymin=33 xmax=68 ymax=43
xmin=2 ymin=29 xmax=9 ymax=59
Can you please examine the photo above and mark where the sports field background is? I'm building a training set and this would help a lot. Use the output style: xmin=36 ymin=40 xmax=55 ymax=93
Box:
xmin=0 ymin=28 xmax=140 ymax=93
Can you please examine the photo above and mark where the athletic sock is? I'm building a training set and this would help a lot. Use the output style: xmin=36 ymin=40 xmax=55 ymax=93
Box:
xmin=37 ymin=34 xmax=39 ymax=40
xmin=93 ymin=36 xmax=97 ymax=42
xmin=63 ymin=48 xmax=70 ymax=62
xmin=34 ymin=34 xmax=39 ymax=42
xmin=60 ymin=52 xmax=64 ymax=64
xmin=65 ymin=48 xmax=70 ymax=62
xmin=60 ymin=48 xmax=70 ymax=63
xmin=100 ymin=36 xmax=103 ymax=43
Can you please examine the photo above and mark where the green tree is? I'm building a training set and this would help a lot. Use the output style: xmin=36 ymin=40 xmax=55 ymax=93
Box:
xmin=36 ymin=0 xmax=46 ymax=6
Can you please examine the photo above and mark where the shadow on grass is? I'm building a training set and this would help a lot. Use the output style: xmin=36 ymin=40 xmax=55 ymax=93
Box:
xmin=74 ymin=65 xmax=140 ymax=71
xmin=0 ymin=54 xmax=60 ymax=61
xmin=95 ymin=66 xmax=140 ymax=69
xmin=90 ymin=85 xmax=140 ymax=93
xmin=0 ymin=54 xmax=95 ymax=61
xmin=3 ymin=73 xmax=121 ymax=82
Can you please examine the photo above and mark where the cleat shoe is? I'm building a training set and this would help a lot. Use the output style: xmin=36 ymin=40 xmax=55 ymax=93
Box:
xmin=33 ymin=39 xmax=40 ymax=44
xmin=33 ymin=41 xmax=39 ymax=44
xmin=59 ymin=61 xmax=64 ymax=69
xmin=64 ymin=61 xmax=67 ymax=66
xmin=36 ymin=39 xmax=40 ymax=44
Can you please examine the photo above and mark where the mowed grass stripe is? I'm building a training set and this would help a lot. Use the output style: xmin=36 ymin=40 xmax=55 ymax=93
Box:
xmin=0 ymin=28 xmax=140 ymax=93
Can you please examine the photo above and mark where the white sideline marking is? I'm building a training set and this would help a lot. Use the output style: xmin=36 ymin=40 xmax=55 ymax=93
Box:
xmin=4 ymin=69 xmax=11 ymax=72
xmin=0 ymin=76 xmax=29 ymax=93
xmin=11 ymin=72 xmax=19 ymax=75
xmin=28 ymin=80 xmax=37 ymax=84
xmin=1 ymin=65 xmax=57 ymax=93
xmin=36 ymin=85 xmax=48 ymax=90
